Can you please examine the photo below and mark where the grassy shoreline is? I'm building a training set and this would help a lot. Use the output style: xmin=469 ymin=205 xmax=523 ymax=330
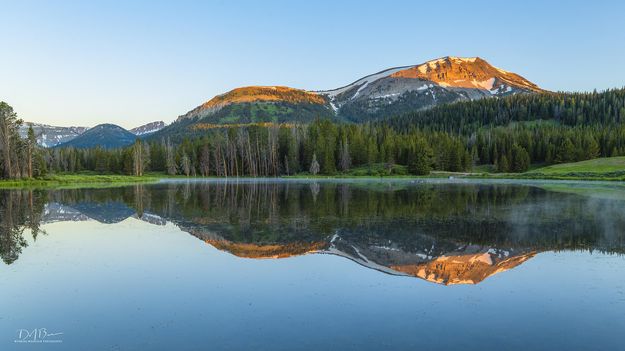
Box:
xmin=0 ymin=174 xmax=160 ymax=189
xmin=478 ymin=157 xmax=625 ymax=181
xmin=469 ymin=172 xmax=625 ymax=181
xmin=1 ymin=157 xmax=623 ymax=188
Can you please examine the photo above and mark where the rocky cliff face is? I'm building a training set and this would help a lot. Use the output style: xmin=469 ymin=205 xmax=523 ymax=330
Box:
xmin=390 ymin=57 xmax=540 ymax=92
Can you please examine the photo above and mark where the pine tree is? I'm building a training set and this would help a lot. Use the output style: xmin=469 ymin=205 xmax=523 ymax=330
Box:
xmin=555 ymin=138 xmax=575 ymax=163
xmin=511 ymin=144 xmax=530 ymax=172
xmin=407 ymin=139 xmax=432 ymax=175
xmin=498 ymin=154 xmax=510 ymax=173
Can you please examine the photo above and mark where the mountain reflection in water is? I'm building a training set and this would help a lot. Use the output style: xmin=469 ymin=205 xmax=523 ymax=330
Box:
xmin=1 ymin=180 xmax=624 ymax=285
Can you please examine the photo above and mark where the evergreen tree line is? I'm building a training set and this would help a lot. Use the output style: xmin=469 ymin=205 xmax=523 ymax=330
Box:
xmin=470 ymin=123 xmax=625 ymax=172
xmin=386 ymin=88 xmax=625 ymax=134
xmin=37 ymin=121 xmax=470 ymax=177
xmin=39 ymin=121 xmax=623 ymax=176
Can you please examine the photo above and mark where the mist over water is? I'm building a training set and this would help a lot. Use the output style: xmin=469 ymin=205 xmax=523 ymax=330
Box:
xmin=1 ymin=179 xmax=624 ymax=350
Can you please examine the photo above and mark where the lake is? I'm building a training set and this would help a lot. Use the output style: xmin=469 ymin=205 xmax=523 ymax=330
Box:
xmin=1 ymin=179 xmax=625 ymax=350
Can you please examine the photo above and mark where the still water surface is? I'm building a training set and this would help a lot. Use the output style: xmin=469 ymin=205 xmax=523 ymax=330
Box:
xmin=1 ymin=179 xmax=625 ymax=350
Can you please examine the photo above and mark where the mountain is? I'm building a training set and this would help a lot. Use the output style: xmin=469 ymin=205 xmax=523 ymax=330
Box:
xmin=56 ymin=123 xmax=137 ymax=149
xmin=387 ymin=249 xmax=536 ymax=285
xmin=325 ymin=235 xmax=536 ymax=285
xmin=130 ymin=121 xmax=166 ymax=136
xmin=19 ymin=123 xmax=88 ymax=147
xmin=20 ymin=121 xmax=164 ymax=147
xmin=185 ymin=228 xmax=536 ymax=285
xmin=42 ymin=202 xmax=166 ymax=226
xmin=153 ymin=56 xmax=542 ymax=139
xmin=177 ymin=86 xmax=333 ymax=124
xmin=150 ymin=86 xmax=334 ymax=140
xmin=319 ymin=56 xmax=542 ymax=121
xmin=69 ymin=201 xmax=136 ymax=224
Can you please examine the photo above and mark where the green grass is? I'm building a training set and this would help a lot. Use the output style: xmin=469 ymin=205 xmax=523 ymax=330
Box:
xmin=471 ymin=164 xmax=496 ymax=173
xmin=509 ymin=157 xmax=625 ymax=181
xmin=0 ymin=173 xmax=160 ymax=189
xmin=465 ymin=157 xmax=625 ymax=181
xmin=527 ymin=157 xmax=625 ymax=174
xmin=346 ymin=163 xmax=409 ymax=177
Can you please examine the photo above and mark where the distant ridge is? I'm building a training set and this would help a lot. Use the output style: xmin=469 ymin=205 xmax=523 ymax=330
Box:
xmin=20 ymin=121 xmax=165 ymax=148
xmin=56 ymin=124 xmax=137 ymax=149
xmin=130 ymin=121 xmax=166 ymax=136
xmin=18 ymin=123 xmax=88 ymax=147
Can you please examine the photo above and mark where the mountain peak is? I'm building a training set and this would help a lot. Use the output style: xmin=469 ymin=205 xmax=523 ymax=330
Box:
xmin=428 ymin=56 xmax=480 ymax=63
xmin=391 ymin=56 xmax=541 ymax=92
xmin=201 ymin=86 xmax=325 ymax=109
xmin=56 ymin=123 xmax=137 ymax=149
xmin=311 ymin=56 xmax=544 ymax=121
xmin=92 ymin=123 xmax=125 ymax=130
xmin=177 ymin=85 xmax=330 ymax=122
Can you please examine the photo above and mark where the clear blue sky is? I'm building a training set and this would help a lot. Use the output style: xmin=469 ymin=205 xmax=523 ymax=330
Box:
xmin=1 ymin=0 xmax=624 ymax=128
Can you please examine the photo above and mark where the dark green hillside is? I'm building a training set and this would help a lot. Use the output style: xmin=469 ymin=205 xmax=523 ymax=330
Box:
xmin=386 ymin=88 xmax=625 ymax=133
xmin=204 ymin=101 xmax=334 ymax=124
xmin=150 ymin=101 xmax=335 ymax=143
xmin=56 ymin=124 xmax=138 ymax=149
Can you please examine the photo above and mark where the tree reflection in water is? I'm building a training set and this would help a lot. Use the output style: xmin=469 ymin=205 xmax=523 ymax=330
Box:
xmin=2 ymin=181 xmax=624 ymax=284
xmin=0 ymin=189 xmax=47 ymax=264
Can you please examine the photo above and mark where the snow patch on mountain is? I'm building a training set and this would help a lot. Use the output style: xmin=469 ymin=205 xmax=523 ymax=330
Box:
xmin=320 ymin=66 xmax=411 ymax=100
xmin=476 ymin=78 xmax=496 ymax=90
xmin=131 ymin=121 xmax=166 ymax=136
xmin=19 ymin=123 xmax=88 ymax=147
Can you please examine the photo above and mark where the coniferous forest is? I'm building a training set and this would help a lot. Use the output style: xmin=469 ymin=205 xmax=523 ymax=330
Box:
xmin=1 ymin=88 xmax=625 ymax=179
